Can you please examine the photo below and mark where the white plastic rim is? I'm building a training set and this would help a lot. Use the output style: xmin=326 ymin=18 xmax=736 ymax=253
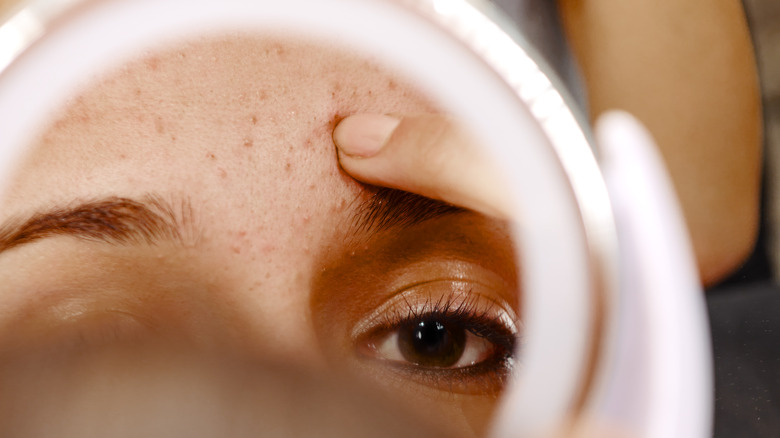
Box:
xmin=0 ymin=0 xmax=618 ymax=435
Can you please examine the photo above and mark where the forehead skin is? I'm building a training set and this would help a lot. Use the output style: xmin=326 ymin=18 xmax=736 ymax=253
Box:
xmin=0 ymin=35 xmax=437 ymax=355
xmin=0 ymin=35 xmax=516 ymax=437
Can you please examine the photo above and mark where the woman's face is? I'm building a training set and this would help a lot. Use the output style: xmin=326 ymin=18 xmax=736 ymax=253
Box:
xmin=0 ymin=35 xmax=519 ymax=437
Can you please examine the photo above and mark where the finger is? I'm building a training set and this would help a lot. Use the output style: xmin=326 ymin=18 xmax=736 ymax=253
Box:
xmin=333 ymin=113 xmax=512 ymax=218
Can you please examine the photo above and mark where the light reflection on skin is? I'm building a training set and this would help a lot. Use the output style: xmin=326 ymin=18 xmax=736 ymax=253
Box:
xmin=0 ymin=35 xmax=519 ymax=437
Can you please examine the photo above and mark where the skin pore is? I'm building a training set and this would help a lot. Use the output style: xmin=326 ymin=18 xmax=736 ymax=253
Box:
xmin=0 ymin=35 xmax=519 ymax=437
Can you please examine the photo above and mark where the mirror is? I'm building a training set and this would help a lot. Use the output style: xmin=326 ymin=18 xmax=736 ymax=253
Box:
xmin=0 ymin=1 xmax=609 ymax=437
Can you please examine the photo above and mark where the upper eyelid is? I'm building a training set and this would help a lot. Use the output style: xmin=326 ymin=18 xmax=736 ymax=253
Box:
xmin=350 ymin=279 xmax=518 ymax=340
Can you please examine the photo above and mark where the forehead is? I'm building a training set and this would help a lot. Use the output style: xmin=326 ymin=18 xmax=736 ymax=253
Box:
xmin=1 ymin=35 xmax=436 ymax=227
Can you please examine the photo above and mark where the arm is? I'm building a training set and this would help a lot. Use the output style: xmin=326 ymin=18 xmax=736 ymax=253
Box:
xmin=557 ymin=0 xmax=763 ymax=286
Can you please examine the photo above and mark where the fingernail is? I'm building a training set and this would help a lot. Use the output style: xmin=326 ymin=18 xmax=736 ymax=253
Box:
xmin=333 ymin=114 xmax=400 ymax=158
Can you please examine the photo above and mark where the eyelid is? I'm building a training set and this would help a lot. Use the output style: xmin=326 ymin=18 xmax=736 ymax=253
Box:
xmin=350 ymin=279 xmax=519 ymax=341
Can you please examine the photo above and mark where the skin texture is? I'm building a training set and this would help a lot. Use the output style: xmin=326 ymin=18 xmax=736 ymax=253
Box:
xmin=557 ymin=0 xmax=763 ymax=286
xmin=0 ymin=36 xmax=519 ymax=437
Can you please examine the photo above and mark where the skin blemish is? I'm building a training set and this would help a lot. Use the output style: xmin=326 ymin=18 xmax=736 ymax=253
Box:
xmin=242 ymin=138 xmax=254 ymax=148
xmin=250 ymin=115 xmax=258 ymax=125
xmin=387 ymin=79 xmax=397 ymax=90
xmin=145 ymin=56 xmax=161 ymax=71
xmin=217 ymin=168 xmax=228 ymax=179
xmin=206 ymin=152 xmax=217 ymax=160
xmin=285 ymin=162 xmax=292 ymax=172
xmin=266 ymin=43 xmax=286 ymax=57
xmin=328 ymin=113 xmax=343 ymax=133
xmin=154 ymin=117 xmax=165 ymax=134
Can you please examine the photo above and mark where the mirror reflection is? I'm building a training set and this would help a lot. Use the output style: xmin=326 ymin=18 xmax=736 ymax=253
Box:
xmin=0 ymin=34 xmax=521 ymax=437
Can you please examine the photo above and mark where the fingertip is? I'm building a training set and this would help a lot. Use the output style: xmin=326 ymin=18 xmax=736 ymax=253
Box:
xmin=333 ymin=113 xmax=400 ymax=158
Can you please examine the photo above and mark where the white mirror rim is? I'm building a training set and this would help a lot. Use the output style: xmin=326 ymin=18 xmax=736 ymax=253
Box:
xmin=0 ymin=0 xmax=619 ymax=435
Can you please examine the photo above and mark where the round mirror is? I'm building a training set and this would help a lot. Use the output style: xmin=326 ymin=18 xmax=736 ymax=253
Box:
xmin=0 ymin=1 xmax=616 ymax=436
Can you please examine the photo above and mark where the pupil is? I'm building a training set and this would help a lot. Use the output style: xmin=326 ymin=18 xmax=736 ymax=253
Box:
xmin=397 ymin=318 xmax=466 ymax=368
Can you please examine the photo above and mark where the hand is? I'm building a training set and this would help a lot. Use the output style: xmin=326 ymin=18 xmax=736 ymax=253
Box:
xmin=333 ymin=113 xmax=513 ymax=219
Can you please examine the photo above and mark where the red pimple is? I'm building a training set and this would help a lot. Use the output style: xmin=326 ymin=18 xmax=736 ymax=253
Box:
xmin=145 ymin=57 xmax=161 ymax=71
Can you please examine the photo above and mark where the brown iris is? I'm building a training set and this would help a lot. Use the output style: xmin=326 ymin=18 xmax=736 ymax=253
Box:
xmin=397 ymin=318 xmax=467 ymax=368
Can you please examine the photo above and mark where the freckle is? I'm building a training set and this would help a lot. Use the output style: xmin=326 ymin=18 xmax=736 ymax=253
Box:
xmin=154 ymin=117 xmax=165 ymax=134
xmin=305 ymin=139 xmax=313 ymax=149
xmin=134 ymin=88 xmax=142 ymax=96
xmin=308 ymin=183 xmax=316 ymax=190
xmin=207 ymin=152 xmax=217 ymax=160
xmin=218 ymin=168 xmax=227 ymax=178
xmin=170 ymin=134 xmax=177 ymax=142
xmin=251 ymin=115 xmax=258 ymax=125
xmin=285 ymin=162 xmax=292 ymax=171
xmin=258 ymin=90 xmax=269 ymax=100
xmin=243 ymin=138 xmax=254 ymax=148
xmin=387 ymin=80 xmax=397 ymax=90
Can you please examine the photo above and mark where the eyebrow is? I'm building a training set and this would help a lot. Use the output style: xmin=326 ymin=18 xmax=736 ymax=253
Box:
xmin=0 ymin=188 xmax=463 ymax=255
xmin=349 ymin=187 xmax=466 ymax=235
xmin=0 ymin=195 xmax=193 ymax=254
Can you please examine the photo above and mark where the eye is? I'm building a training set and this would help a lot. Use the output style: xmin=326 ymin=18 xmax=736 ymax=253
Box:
xmin=371 ymin=315 xmax=509 ymax=369
xmin=353 ymin=282 xmax=520 ymax=394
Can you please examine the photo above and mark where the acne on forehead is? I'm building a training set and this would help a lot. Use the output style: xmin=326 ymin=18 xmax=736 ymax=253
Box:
xmin=3 ymin=35 xmax=437 ymax=230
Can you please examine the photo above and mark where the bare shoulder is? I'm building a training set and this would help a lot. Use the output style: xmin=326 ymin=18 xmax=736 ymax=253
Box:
xmin=558 ymin=0 xmax=763 ymax=286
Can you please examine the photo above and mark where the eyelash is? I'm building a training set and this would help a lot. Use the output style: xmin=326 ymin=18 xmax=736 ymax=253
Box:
xmin=357 ymin=293 xmax=519 ymax=394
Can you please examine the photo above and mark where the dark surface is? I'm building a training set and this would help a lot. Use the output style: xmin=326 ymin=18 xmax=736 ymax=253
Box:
xmin=708 ymin=282 xmax=780 ymax=437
